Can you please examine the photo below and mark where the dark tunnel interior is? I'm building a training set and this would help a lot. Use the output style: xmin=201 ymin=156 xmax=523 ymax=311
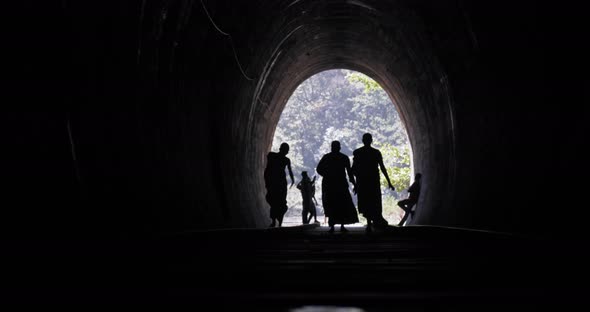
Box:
xmin=4 ymin=0 xmax=590 ymax=308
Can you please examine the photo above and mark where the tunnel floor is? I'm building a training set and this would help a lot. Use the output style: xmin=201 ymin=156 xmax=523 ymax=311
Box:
xmin=156 ymin=226 xmax=565 ymax=310
xmin=9 ymin=225 xmax=586 ymax=309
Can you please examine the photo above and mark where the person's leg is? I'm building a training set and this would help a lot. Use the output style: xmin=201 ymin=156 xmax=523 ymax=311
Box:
xmin=278 ymin=206 xmax=285 ymax=227
xmin=396 ymin=199 xmax=408 ymax=226
xmin=310 ymin=204 xmax=317 ymax=223
xmin=302 ymin=208 xmax=307 ymax=224
xmin=397 ymin=201 xmax=415 ymax=226
xmin=267 ymin=192 xmax=276 ymax=227
xmin=398 ymin=211 xmax=409 ymax=226
xmin=340 ymin=224 xmax=348 ymax=232
xmin=398 ymin=199 xmax=409 ymax=210
xmin=279 ymin=185 xmax=287 ymax=227
xmin=366 ymin=218 xmax=373 ymax=232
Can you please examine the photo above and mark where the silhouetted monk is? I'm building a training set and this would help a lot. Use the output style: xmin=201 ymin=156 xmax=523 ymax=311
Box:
xmin=297 ymin=171 xmax=318 ymax=224
xmin=316 ymin=141 xmax=359 ymax=233
xmin=264 ymin=142 xmax=294 ymax=227
xmin=352 ymin=133 xmax=395 ymax=232
xmin=397 ymin=173 xmax=422 ymax=226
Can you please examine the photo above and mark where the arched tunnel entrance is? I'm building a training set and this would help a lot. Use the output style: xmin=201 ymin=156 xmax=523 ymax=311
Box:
xmin=271 ymin=68 xmax=415 ymax=227
xmin=223 ymin=1 xmax=457 ymax=230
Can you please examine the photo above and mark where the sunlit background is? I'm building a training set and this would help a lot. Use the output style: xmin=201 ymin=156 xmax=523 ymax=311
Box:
xmin=271 ymin=69 xmax=413 ymax=226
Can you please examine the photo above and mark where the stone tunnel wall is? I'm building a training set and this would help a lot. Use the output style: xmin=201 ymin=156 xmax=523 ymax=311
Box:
xmin=5 ymin=0 xmax=588 ymax=238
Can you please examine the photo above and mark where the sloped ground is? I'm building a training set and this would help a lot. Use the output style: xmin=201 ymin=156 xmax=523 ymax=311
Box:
xmin=5 ymin=225 xmax=587 ymax=310
xmin=152 ymin=226 xmax=586 ymax=310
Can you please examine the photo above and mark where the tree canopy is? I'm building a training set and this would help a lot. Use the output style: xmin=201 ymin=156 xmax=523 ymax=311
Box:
xmin=271 ymin=69 xmax=412 ymax=222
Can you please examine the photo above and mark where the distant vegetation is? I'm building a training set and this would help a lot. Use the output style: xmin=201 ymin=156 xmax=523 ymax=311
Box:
xmin=272 ymin=69 xmax=412 ymax=223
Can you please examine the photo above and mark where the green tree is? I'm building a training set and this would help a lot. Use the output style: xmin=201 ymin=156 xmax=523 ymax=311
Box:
xmin=377 ymin=143 xmax=411 ymax=192
xmin=272 ymin=69 xmax=412 ymax=224
xmin=346 ymin=72 xmax=381 ymax=93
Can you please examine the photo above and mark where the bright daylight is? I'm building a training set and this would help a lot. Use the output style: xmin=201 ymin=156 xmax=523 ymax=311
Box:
xmin=272 ymin=69 xmax=413 ymax=227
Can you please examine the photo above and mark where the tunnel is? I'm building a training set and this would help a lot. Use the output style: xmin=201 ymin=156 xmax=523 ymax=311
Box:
xmin=5 ymin=0 xmax=590 ymax=308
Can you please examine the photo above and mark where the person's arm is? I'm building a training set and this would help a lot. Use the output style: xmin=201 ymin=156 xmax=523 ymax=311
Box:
xmin=378 ymin=151 xmax=395 ymax=191
xmin=287 ymin=159 xmax=295 ymax=188
xmin=345 ymin=156 xmax=356 ymax=188
xmin=351 ymin=151 xmax=358 ymax=176
xmin=350 ymin=151 xmax=360 ymax=194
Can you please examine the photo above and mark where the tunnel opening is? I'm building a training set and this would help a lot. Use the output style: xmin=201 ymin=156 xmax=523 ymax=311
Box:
xmin=270 ymin=69 xmax=414 ymax=227
xmin=213 ymin=0 xmax=461 ymax=230
xmin=229 ymin=9 xmax=459 ymax=229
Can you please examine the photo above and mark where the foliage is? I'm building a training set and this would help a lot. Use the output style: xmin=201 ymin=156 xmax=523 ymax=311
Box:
xmin=271 ymin=69 xmax=412 ymax=222
xmin=377 ymin=143 xmax=411 ymax=192
xmin=382 ymin=196 xmax=405 ymax=224
xmin=346 ymin=72 xmax=381 ymax=93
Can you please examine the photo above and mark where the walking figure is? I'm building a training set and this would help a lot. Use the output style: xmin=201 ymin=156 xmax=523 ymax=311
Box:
xmin=317 ymin=141 xmax=359 ymax=233
xmin=264 ymin=142 xmax=294 ymax=227
xmin=297 ymin=171 xmax=319 ymax=224
xmin=352 ymin=133 xmax=395 ymax=232
xmin=397 ymin=173 xmax=422 ymax=226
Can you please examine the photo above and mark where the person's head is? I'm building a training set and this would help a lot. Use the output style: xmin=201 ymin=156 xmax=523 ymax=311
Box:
xmin=302 ymin=171 xmax=308 ymax=178
xmin=331 ymin=141 xmax=341 ymax=153
xmin=279 ymin=142 xmax=289 ymax=155
xmin=362 ymin=133 xmax=373 ymax=146
xmin=415 ymin=173 xmax=422 ymax=181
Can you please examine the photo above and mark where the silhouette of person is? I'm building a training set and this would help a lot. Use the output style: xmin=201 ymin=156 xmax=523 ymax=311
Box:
xmin=316 ymin=141 xmax=359 ymax=233
xmin=264 ymin=142 xmax=294 ymax=227
xmin=352 ymin=133 xmax=395 ymax=232
xmin=397 ymin=173 xmax=422 ymax=226
xmin=297 ymin=171 xmax=319 ymax=224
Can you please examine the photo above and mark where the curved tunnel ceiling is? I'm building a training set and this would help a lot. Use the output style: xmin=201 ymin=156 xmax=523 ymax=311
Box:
xmin=19 ymin=0 xmax=582 ymax=238
xmin=222 ymin=0 xmax=458 ymax=228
